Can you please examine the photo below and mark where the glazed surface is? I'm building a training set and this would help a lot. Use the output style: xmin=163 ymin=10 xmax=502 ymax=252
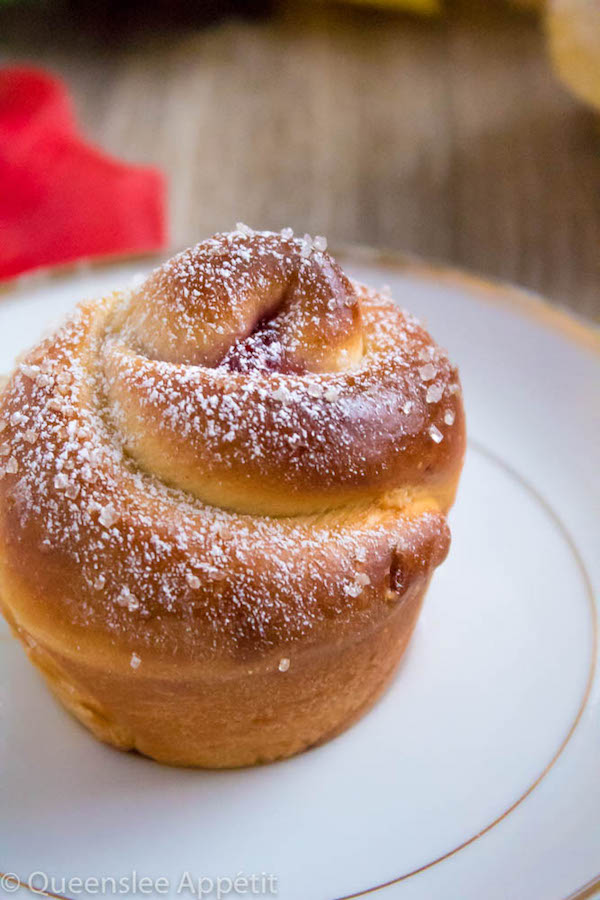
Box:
xmin=0 ymin=229 xmax=464 ymax=678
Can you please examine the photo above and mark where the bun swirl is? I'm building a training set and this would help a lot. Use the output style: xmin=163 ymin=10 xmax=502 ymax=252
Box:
xmin=0 ymin=229 xmax=465 ymax=767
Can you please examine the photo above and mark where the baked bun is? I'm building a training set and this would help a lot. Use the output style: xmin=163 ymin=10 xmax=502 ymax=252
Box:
xmin=0 ymin=228 xmax=465 ymax=767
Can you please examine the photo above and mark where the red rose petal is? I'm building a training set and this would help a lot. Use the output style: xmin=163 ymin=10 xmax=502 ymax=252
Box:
xmin=0 ymin=66 xmax=168 ymax=281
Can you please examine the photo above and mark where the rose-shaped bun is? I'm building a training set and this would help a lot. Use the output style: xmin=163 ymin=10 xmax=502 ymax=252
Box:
xmin=0 ymin=228 xmax=465 ymax=767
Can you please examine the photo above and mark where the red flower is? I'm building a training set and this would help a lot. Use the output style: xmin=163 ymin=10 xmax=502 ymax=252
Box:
xmin=0 ymin=66 xmax=167 ymax=280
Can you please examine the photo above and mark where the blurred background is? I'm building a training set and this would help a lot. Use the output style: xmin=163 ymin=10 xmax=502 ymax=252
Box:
xmin=1 ymin=0 xmax=599 ymax=318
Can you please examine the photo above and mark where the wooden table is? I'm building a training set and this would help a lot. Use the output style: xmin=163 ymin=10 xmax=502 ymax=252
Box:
xmin=2 ymin=0 xmax=599 ymax=319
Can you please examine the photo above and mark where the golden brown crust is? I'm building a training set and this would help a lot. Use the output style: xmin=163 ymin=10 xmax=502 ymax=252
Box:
xmin=122 ymin=230 xmax=363 ymax=372
xmin=2 ymin=573 xmax=430 ymax=768
xmin=0 ymin=228 xmax=465 ymax=767
xmin=105 ymin=287 xmax=464 ymax=516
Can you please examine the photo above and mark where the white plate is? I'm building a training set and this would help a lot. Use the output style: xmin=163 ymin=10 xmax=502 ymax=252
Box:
xmin=0 ymin=251 xmax=598 ymax=900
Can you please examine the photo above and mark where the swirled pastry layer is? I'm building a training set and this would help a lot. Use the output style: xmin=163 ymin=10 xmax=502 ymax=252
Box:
xmin=0 ymin=230 xmax=464 ymax=677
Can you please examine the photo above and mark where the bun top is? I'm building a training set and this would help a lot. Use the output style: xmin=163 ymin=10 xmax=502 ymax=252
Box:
xmin=102 ymin=227 xmax=465 ymax=517
xmin=122 ymin=227 xmax=363 ymax=372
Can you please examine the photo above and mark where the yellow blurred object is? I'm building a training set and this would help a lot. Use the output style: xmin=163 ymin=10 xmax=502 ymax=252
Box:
xmin=340 ymin=0 xmax=441 ymax=12
xmin=547 ymin=0 xmax=600 ymax=111
xmin=334 ymin=0 xmax=548 ymax=13
xmin=331 ymin=0 xmax=600 ymax=115
xmin=335 ymin=0 xmax=548 ymax=14
xmin=511 ymin=0 xmax=546 ymax=9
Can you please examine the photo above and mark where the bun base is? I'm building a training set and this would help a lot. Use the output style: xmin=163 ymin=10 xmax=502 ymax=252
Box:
xmin=3 ymin=578 xmax=429 ymax=768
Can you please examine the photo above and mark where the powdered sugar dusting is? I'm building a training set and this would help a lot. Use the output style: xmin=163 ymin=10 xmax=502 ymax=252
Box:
xmin=426 ymin=383 xmax=443 ymax=404
xmin=0 ymin=230 xmax=462 ymax=666
xmin=99 ymin=504 xmax=119 ymax=529
xmin=418 ymin=363 xmax=436 ymax=382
